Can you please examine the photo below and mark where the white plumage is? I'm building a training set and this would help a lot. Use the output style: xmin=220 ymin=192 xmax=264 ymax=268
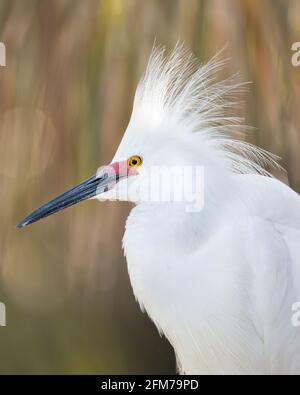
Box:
xmin=18 ymin=44 xmax=300 ymax=374
xmin=114 ymin=45 xmax=300 ymax=374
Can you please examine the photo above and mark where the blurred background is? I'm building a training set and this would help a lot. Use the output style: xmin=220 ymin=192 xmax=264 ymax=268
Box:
xmin=0 ymin=0 xmax=299 ymax=374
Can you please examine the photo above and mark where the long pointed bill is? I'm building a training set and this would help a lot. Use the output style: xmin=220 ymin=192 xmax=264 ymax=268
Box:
xmin=16 ymin=162 xmax=130 ymax=228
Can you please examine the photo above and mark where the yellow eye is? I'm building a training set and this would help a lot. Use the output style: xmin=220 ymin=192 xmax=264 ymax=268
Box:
xmin=127 ymin=155 xmax=143 ymax=168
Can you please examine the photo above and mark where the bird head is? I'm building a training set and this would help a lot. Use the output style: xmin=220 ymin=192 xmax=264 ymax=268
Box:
xmin=17 ymin=44 xmax=278 ymax=228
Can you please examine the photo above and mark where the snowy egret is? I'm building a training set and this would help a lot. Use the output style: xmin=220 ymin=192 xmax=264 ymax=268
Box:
xmin=17 ymin=45 xmax=300 ymax=374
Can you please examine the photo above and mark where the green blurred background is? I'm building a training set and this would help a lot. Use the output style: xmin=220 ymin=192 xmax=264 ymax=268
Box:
xmin=0 ymin=0 xmax=299 ymax=374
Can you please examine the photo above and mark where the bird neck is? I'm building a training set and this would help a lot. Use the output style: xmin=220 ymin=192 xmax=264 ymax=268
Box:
xmin=123 ymin=170 xmax=240 ymax=257
xmin=125 ymin=199 xmax=230 ymax=255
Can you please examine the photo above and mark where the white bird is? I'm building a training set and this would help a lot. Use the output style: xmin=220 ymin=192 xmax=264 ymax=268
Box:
xmin=17 ymin=45 xmax=300 ymax=375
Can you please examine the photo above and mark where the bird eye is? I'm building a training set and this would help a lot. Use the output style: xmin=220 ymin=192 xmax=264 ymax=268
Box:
xmin=127 ymin=155 xmax=143 ymax=168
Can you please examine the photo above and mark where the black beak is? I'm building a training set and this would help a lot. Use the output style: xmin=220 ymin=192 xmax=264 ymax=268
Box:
xmin=16 ymin=172 xmax=116 ymax=228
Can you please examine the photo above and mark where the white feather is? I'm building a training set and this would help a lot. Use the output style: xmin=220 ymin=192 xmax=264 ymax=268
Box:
xmin=130 ymin=43 xmax=280 ymax=176
xmin=112 ymin=45 xmax=300 ymax=374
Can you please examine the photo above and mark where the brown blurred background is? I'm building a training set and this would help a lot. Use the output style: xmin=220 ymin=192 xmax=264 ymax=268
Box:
xmin=0 ymin=0 xmax=299 ymax=374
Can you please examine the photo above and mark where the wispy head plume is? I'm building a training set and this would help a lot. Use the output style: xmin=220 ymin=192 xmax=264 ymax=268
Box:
xmin=131 ymin=43 xmax=281 ymax=176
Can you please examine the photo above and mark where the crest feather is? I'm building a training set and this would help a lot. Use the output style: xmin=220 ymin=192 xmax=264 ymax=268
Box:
xmin=132 ymin=44 xmax=280 ymax=176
